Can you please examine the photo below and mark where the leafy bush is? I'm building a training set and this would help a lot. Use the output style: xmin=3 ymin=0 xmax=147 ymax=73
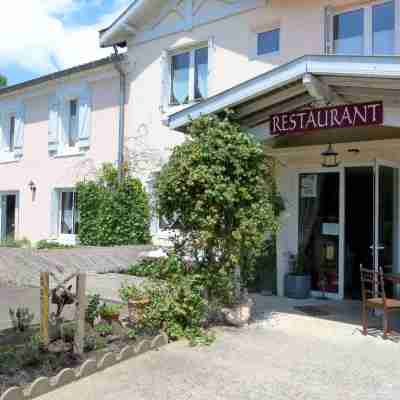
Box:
xmin=127 ymin=254 xmax=187 ymax=280
xmin=36 ymin=240 xmax=74 ymax=250
xmin=77 ymin=163 xmax=151 ymax=246
xmin=119 ymin=282 xmax=147 ymax=303
xmin=85 ymin=294 xmax=101 ymax=327
xmin=156 ymin=113 xmax=283 ymax=302
xmin=98 ymin=303 xmax=121 ymax=319
xmin=142 ymin=273 xmax=212 ymax=345
xmin=94 ymin=322 xmax=113 ymax=337
xmin=61 ymin=322 xmax=76 ymax=343
xmin=9 ymin=307 xmax=34 ymax=332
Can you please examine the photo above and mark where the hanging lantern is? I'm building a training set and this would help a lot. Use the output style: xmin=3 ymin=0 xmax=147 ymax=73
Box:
xmin=321 ymin=143 xmax=340 ymax=168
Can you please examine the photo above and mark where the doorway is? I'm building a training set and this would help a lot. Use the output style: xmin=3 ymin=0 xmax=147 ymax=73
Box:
xmin=0 ymin=194 xmax=17 ymax=242
xmin=345 ymin=167 xmax=374 ymax=299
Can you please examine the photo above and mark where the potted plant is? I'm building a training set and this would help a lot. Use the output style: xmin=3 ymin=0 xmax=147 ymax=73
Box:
xmin=119 ymin=283 xmax=149 ymax=324
xmin=284 ymin=249 xmax=311 ymax=299
xmin=98 ymin=303 xmax=121 ymax=323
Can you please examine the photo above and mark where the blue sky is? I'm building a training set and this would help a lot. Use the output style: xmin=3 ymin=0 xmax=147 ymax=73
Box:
xmin=0 ymin=0 xmax=131 ymax=85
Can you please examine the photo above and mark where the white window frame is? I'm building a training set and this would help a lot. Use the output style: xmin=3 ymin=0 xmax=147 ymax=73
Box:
xmin=256 ymin=28 xmax=280 ymax=57
xmin=58 ymin=189 xmax=79 ymax=244
xmin=332 ymin=0 xmax=398 ymax=56
xmin=169 ymin=43 xmax=209 ymax=107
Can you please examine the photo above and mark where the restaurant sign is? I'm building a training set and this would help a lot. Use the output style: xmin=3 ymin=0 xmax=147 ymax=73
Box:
xmin=270 ymin=101 xmax=383 ymax=135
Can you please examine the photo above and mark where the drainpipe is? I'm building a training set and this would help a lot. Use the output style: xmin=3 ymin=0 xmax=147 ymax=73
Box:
xmin=112 ymin=46 xmax=126 ymax=183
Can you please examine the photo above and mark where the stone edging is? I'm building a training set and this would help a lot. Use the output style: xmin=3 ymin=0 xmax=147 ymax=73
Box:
xmin=0 ymin=333 xmax=168 ymax=400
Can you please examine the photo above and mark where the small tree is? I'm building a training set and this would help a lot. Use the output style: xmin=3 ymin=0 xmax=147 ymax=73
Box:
xmin=77 ymin=163 xmax=151 ymax=246
xmin=0 ymin=75 xmax=7 ymax=87
xmin=156 ymin=113 xmax=283 ymax=302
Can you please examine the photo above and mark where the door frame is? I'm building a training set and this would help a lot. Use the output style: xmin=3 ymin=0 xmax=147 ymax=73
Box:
xmin=295 ymin=166 xmax=344 ymax=300
xmin=295 ymin=159 xmax=400 ymax=300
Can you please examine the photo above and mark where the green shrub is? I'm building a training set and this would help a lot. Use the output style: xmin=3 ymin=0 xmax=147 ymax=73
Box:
xmin=139 ymin=261 xmax=212 ymax=345
xmin=85 ymin=294 xmax=101 ymax=327
xmin=94 ymin=322 xmax=113 ymax=337
xmin=127 ymin=254 xmax=187 ymax=280
xmin=119 ymin=282 xmax=147 ymax=303
xmin=77 ymin=163 xmax=151 ymax=246
xmin=36 ymin=240 xmax=74 ymax=250
xmin=98 ymin=303 xmax=121 ymax=319
xmin=156 ymin=113 xmax=283 ymax=302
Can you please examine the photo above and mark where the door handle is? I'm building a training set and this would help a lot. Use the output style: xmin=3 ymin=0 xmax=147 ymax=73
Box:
xmin=370 ymin=245 xmax=385 ymax=250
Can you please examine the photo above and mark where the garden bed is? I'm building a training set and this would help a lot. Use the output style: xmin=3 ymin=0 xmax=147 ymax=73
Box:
xmin=0 ymin=320 xmax=164 ymax=399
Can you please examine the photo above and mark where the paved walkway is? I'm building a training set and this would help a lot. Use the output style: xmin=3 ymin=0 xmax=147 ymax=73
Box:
xmin=37 ymin=296 xmax=400 ymax=400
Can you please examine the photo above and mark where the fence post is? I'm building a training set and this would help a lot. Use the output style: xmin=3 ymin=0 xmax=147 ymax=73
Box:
xmin=74 ymin=273 xmax=87 ymax=355
xmin=40 ymin=272 xmax=50 ymax=348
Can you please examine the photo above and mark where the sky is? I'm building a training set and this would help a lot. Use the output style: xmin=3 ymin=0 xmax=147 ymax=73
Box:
xmin=0 ymin=0 xmax=132 ymax=86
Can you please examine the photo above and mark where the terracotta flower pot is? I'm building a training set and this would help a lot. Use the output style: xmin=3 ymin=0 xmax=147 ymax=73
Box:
xmin=101 ymin=313 xmax=120 ymax=323
xmin=128 ymin=298 xmax=150 ymax=324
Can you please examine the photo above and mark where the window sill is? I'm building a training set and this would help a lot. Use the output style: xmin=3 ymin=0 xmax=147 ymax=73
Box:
xmin=165 ymin=100 xmax=202 ymax=114
xmin=250 ymin=51 xmax=280 ymax=61
xmin=52 ymin=150 xmax=86 ymax=159
xmin=0 ymin=152 xmax=21 ymax=164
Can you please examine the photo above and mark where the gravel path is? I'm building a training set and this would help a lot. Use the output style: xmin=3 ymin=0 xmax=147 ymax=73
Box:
xmin=36 ymin=295 xmax=400 ymax=400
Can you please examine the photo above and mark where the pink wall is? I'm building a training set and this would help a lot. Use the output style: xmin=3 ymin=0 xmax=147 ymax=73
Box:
xmin=0 ymin=73 xmax=120 ymax=243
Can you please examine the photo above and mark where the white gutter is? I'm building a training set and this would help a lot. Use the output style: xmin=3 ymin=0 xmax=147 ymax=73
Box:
xmin=100 ymin=0 xmax=147 ymax=48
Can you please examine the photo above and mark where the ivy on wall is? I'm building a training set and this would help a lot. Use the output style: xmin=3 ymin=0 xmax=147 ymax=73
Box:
xmin=76 ymin=163 xmax=151 ymax=246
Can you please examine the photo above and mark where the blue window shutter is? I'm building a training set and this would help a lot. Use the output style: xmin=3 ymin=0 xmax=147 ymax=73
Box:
xmin=78 ymin=92 xmax=91 ymax=149
xmin=48 ymin=96 xmax=60 ymax=152
xmin=14 ymin=103 xmax=25 ymax=157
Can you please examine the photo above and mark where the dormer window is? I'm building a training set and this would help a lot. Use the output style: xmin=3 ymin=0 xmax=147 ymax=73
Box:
xmin=332 ymin=1 xmax=395 ymax=56
xmin=170 ymin=46 xmax=208 ymax=106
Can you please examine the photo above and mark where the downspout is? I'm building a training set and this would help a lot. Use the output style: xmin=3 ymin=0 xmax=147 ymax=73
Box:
xmin=112 ymin=46 xmax=126 ymax=183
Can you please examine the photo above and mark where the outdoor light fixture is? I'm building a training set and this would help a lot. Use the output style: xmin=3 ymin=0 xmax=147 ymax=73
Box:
xmin=28 ymin=180 xmax=37 ymax=193
xmin=321 ymin=143 xmax=340 ymax=168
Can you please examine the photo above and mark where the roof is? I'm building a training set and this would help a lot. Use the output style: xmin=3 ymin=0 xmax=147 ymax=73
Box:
xmin=0 ymin=54 xmax=125 ymax=98
xmin=99 ymin=0 xmax=165 ymax=48
xmin=167 ymin=55 xmax=400 ymax=131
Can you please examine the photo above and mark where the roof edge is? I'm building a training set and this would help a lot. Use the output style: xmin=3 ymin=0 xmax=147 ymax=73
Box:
xmin=0 ymin=54 xmax=125 ymax=98
xmin=99 ymin=0 xmax=144 ymax=48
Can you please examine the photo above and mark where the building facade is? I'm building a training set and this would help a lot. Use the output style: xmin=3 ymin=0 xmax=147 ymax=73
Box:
xmin=100 ymin=0 xmax=400 ymax=300
xmin=3 ymin=0 xmax=400 ymax=301
xmin=0 ymin=59 xmax=122 ymax=245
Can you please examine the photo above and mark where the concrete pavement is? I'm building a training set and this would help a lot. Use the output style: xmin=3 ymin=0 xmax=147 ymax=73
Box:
xmin=36 ymin=301 xmax=400 ymax=400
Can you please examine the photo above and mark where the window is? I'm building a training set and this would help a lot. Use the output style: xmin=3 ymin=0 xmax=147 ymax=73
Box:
xmin=333 ymin=1 xmax=395 ymax=56
xmin=334 ymin=9 xmax=364 ymax=55
xmin=60 ymin=191 xmax=79 ymax=235
xmin=68 ymin=99 xmax=78 ymax=148
xmin=257 ymin=28 xmax=280 ymax=56
xmin=170 ymin=46 xmax=208 ymax=106
xmin=8 ymin=115 xmax=15 ymax=152
xmin=373 ymin=1 xmax=395 ymax=55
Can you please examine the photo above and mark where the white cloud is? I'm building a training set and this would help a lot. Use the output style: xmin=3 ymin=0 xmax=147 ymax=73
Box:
xmin=0 ymin=0 xmax=131 ymax=75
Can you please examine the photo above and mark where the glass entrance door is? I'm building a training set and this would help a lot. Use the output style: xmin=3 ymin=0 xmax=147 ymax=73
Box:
xmin=298 ymin=172 xmax=341 ymax=296
xmin=373 ymin=163 xmax=399 ymax=285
